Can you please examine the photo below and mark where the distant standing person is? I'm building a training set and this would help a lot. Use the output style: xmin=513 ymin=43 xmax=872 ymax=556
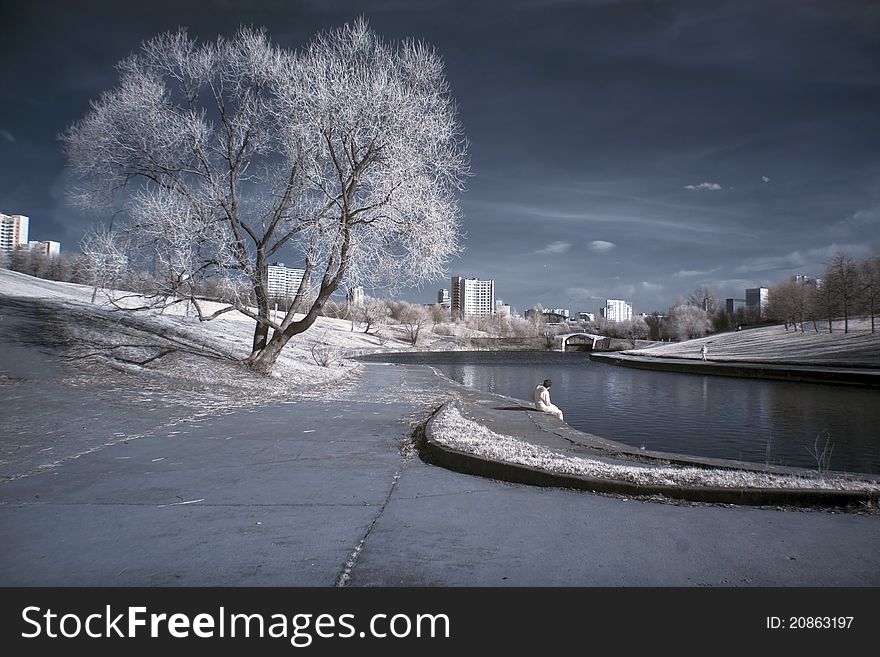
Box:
xmin=700 ymin=344 xmax=708 ymax=361
xmin=534 ymin=379 xmax=564 ymax=421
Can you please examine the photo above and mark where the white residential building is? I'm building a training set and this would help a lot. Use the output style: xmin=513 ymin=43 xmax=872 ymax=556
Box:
xmin=451 ymin=276 xmax=495 ymax=318
xmin=347 ymin=285 xmax=365 ymax=306
xmin=601 ymin=299 xmax=633 ymax=322
xmin=0 ymin=213 xmax=29 ymax=255
xmin=28 ymin=240 xmax=61 ymax=257
xmin=266 ymin=262 xmax=307 ymax=299
xmin=495 ymin=299 xmax=511 ymax=317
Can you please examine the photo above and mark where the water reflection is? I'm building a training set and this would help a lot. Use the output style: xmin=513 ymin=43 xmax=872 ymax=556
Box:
xmin=363 ymin=351 xmax=880 ymax=474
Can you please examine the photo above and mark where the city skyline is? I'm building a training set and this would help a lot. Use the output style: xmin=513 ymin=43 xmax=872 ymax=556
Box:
xmin=2 ymin=0 xmax=878 ymax=314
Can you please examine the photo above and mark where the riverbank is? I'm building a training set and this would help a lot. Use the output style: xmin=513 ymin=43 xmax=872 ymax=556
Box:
xmin=4 ymin=273 xmax=880 ymax=588
xmin=623 ymin=320 xmax=880 ymax=368
xmin=3 ymin=269 xmax=879 ymax=500
xmin=590 ymin=352 xmax=880 ymax=386
xmin=4 ymin=356 xmax=880 ymax=587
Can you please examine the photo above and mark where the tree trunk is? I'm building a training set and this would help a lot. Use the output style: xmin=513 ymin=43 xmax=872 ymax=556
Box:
xmin=246 ymin=334 xmax=289 ymax=374
xmin=252 ymin=322 xmax=269 ymax=354
xmin=245 ymin=290 xmax=333 ymax=374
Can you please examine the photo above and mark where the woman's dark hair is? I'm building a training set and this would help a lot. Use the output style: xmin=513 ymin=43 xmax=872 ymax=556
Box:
xmin=543 ymin=379 xmax=552 ymax=387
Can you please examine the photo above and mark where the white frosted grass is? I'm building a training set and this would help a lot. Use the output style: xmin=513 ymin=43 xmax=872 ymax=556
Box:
xmin=431 ymin=405 xmax=880 ymax=493
xmin=625 ymin=320 xmax=880 ymax=365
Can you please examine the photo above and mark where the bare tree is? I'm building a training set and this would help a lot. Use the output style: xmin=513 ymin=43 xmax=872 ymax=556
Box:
xmin=664 ymin=302 xmax=710 ymax=341
xmin=310 ymin=331 xmax=346 ymax=368
xmin=428 ymin=303 xmax=450 ymax=329
xmin=643 ymin=313 xmax=662 ymax=341
xmin=79 ymin=228 xmax=130 ymax=303
xmin=356 ymin=297 xmax=391 ymax=334
xmin=824 ymin=253 xmax=859 ymax=334
xmin=813 ymin=276 xmax=837 ymax=333
xmin=622 ymin=317 xmax=649 ymax=347
xmin=859 ymin=255 xmax=880 ymax=333
xmin=687 ymin=286 xmax=717 ymax=313
xmin=397 ymin=303 xmax=428 ymax=346
xmin=766 ymin=278 xmax=814 ymax=332
xmin=63 ymin=20 xmax=468 ymax=374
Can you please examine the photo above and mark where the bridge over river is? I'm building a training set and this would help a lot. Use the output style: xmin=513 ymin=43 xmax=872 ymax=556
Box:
xmin=555 ymin=332 xmax=606 ymax=351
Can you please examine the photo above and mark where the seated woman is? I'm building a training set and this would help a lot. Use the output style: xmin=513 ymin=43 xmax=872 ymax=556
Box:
xmin=533 ymin=378 xmax=564 ymax=421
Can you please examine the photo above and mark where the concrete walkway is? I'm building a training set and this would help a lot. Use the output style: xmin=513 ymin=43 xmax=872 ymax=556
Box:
xmin=2 ymin=299 xmax=880 ymax=585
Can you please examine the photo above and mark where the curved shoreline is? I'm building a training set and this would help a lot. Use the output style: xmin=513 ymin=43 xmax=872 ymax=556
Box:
xmin=401 ymin=363 xmax=880 ymax=509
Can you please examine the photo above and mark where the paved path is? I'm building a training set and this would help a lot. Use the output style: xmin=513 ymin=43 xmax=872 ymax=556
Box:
xmin=2 ymin=299 xmax=880 ymax=586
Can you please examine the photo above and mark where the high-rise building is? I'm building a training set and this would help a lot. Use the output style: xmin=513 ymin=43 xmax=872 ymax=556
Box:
xmin=266 ymin=262 xmax=307 ymax=299
xmin=347 ymin=285 xmax=365 ymax=306
xmin=451 ymin=276 xmax=495 ymax=318
xmin=28 ymin=240 xmax=61 ymax=257
xmin=745 ymin=287 xmax=769 ymax=318
xmin=601 ymin=299 xmax=632 ymax=322
xmin=725 ymin=298 xmax=746 ymax=314
xmin=0 ymin=213 xmax=29 ymax=255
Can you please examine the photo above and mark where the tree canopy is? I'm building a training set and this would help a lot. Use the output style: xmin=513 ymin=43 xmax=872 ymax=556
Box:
xmin=63 ymin=19 xmax=469 ymax=373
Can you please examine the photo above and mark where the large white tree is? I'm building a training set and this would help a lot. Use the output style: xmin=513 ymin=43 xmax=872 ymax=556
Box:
xmin=63 ymin=20 xmax=468 ymax=373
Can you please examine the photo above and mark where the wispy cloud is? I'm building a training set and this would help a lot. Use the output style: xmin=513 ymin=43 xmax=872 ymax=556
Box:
xmin=588 ymin=240 xmax=616 ymax=252
xmin=0 ymin=129 xmax=15 ymax=143
xmin=563 ymin=286 xmax=603 ymax=301
xmin=641 ymin=281 xmax=663 ymax=292
xmin=536 ymin=241 xmax=571 ymax=255
xmin=761 ymin=175 xmax=770 ymax=183
xmin=674 ymin=267 xmax=721 ymax=278
xmin=684 ymin=182 xmax=722 ymax=191
xmin=734 ymin=243 xmax=872 ymax=274
xmin=846 ymin=204 xmax=880 ymax=227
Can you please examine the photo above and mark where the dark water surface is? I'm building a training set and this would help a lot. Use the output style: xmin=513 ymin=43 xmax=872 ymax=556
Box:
xmin=362 ymin=351 xmax=880 ymax=475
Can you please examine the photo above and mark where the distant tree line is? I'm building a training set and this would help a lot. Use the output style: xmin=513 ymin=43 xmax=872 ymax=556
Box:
xmin=661 ymin=251 xmax=880 ymax=341
xmin=764 ymin=252 xmax=880 ymax=334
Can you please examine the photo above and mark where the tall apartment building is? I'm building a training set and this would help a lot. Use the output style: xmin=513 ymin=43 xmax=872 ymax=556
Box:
xmin=745 ymin=287 xmax=769 ymax=318
xmin=266 ymin=262 xmax=307 ymax=299
xmin=601 ymin=299 xmax=633 ymax=323
xmin=725 ymin=298 xmax=746 ymax=314
xmin=347 ymin=285 xmax=365 ymax=306
xmin=0 ymin=213 xmax=29 ymax=255
xmin=28 ymin=240 xmax=61 ymax=257
xmin=451 ymin=276 xmax=495 ymax=318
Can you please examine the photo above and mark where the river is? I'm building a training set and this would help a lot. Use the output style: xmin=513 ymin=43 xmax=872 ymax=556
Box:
xmin=360 ymin=350 xmax=880 ymax=475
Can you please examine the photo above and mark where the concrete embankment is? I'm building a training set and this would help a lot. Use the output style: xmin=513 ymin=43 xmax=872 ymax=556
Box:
xmin=417 ymin=383 xmax=880 ymax=508
xmin=589 ymin=352 xmax=880 ymax=387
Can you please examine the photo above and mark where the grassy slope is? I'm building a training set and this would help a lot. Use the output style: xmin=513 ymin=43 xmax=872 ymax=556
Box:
xmin=625 ymin=320 xmax=880 ymax=367
xmin=0 ymin=269 xmax=455 ymax=400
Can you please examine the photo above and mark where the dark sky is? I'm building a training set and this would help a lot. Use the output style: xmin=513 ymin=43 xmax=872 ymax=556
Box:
xmin=2 ymin=0 xmax=879 ymax=314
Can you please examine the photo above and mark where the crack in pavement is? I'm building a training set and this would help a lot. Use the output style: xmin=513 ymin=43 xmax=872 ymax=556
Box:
xmin=334 ymin=461 xmax=409 ymax=587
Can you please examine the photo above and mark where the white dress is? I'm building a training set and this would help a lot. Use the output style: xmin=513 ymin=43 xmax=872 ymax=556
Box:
xmin=534 ymin=385 xmax=564 ymax=421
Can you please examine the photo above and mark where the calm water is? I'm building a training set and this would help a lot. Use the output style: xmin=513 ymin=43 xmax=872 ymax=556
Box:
xmin=362 ymin=351 xmax=880 ymax=475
